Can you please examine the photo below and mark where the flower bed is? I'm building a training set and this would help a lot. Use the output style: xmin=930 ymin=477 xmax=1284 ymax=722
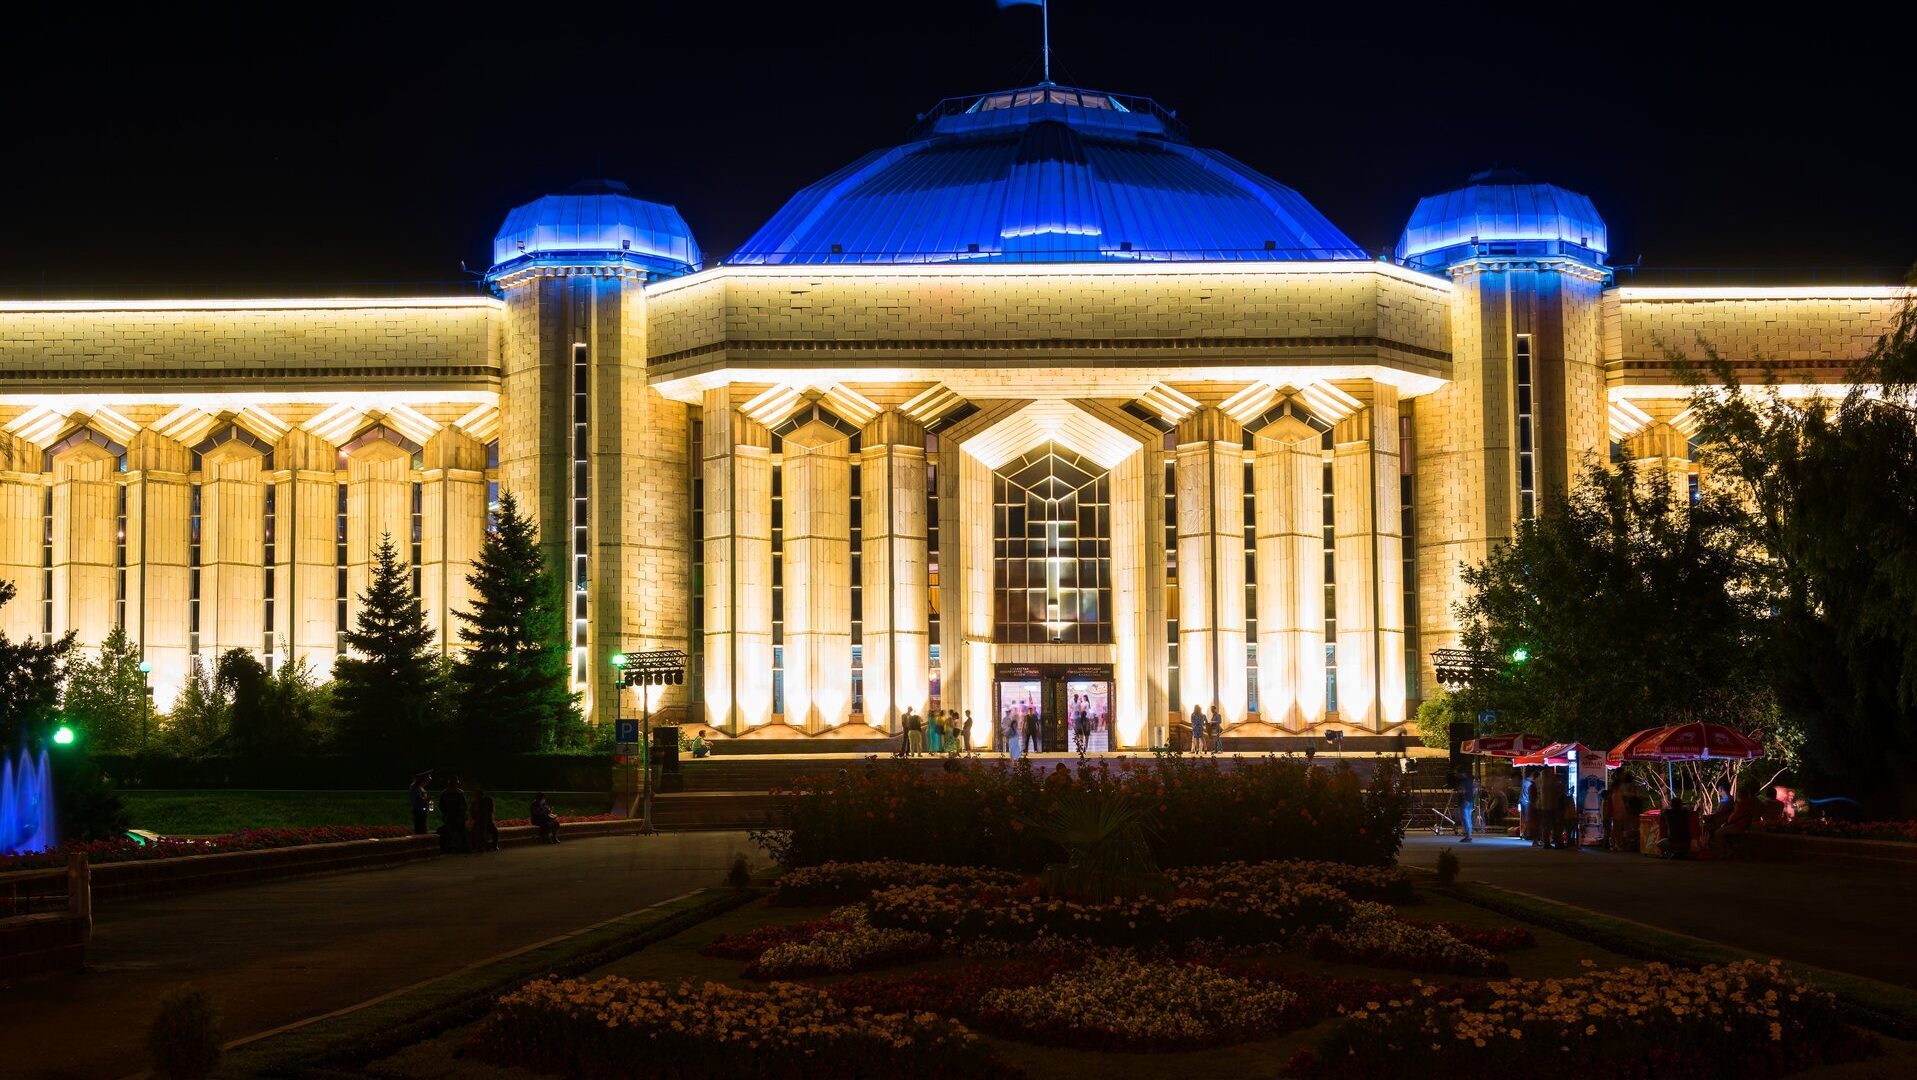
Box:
xmin=1767 ymin=819 xmax=1917 ymax=844
xmin=974 ymin=953 xmax=1298 ymax=1050
xmin=769 ymin=861 xmax=1023 ymax=906
xmin=466 ymin=976 xmax=1009 ymax=1080
xmin=746 ymin=921 xmax=941 ymax=979
xmin=756 ymin=755 xmax=1409 ymax=871
xmin=864 ymin=876 xmax=1353 ymax=948
xmin=0 ymin=824 xmax=413 ymax=871
xmin=1168 ymin=859 xmax=1417 ymax=904
xmin=702 ymin=917 xmax=846 ymax=960
xmin=1294 ymin=960 xmax=1871 ymax=1078
xmin=1407 ymin=921 xmax=1536 ymax=953
xmin=1307 ymin=903 xmax=1507 ymax=976
xmin=827 ymin=955 xmax=1086 ymax=1018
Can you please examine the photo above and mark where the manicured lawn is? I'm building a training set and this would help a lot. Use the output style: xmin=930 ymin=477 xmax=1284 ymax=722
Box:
xmin=121 ymin=789 xmax=611 ymax=835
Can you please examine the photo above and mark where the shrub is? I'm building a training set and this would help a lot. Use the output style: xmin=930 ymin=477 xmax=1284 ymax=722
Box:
xmin=756 ymin=755 xmax=1409 ymax=871
xmin=976 ymin=953 xmax=1297 ymax=1050
xmin=725 ymin=853 xmax=752 ymax=889
xmin=1436 ymin=846 xmax=1460 ymax=885
xmin=1295 ymin=960 xmax=1872 ymax=1078
xmin=466 ymin=976 xmax=1007 ymax=1079
xmin=147 ymin=984 xmax=222 ymax=1080
xmin=768 ymin=860 xmax=1023 ymax=906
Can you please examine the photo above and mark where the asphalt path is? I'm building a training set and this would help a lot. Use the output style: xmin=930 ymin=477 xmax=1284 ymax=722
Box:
xmin=1 ymin=831 xmax=759 ymax=1080
xmin=1402 ymin=832 xmax=1917 ymax=988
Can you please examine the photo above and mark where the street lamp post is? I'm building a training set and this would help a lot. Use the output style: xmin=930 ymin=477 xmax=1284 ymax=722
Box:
xmin=620 ymin=650 xmax=686 ymax=837
xmin=137 ymin=660 xmax=153 ymax=751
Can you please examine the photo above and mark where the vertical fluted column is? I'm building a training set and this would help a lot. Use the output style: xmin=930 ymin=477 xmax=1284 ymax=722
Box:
xmin=1175 ymin=407 xmax=1246 ymax=724
xmin=1331 ymin=386 xmax=1406 ymax=731
xmin=199 ymin=442 xmax=265 ymax=659
xmin=1254 ymin=427 xmax=1325 ymax=730
xmin=271 ymin=430 xmax=340 ymax=676
xmin=859 ymin=412 xmax=928 ymax=734
xmin=421 ymin=429 xmax=487 ymax=654
xmin=126 ymin=431 xmax=191 ymax=708
xmin=50 ymin=440 xmax=118 ymax=646
xmin=781 ymin=421 xmax=852 ymax=730
xmin=702 ymin=389 xmax=773 ymax=731
xmin=0 ymin=435 xmax=41 ymax=644
xmin=345 ymin=438 xmax=413 ymax=622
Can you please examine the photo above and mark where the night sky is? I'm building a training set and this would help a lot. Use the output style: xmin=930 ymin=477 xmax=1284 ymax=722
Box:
xmin=8 ymin=2 xmax=1911 ymax=293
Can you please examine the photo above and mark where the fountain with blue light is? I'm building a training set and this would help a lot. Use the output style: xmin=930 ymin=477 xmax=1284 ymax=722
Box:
xmin=2 ymin=743 xmax=58 ymax=855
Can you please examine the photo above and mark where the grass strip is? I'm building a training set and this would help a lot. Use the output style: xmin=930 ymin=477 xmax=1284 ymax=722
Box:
xmin=217 ymin=886 xmax=763 ymax=1078
xmin=1438 ymin=880 xmax=1917 ymax=1039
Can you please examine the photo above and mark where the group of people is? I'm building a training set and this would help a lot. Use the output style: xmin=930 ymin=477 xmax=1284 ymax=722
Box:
xmin=1513 ymin=767 xmax=1597 ymax=849
xmin=1470 ymin=768 xmax=1775 ymax=858
xmin=897 ymin=707 xmax=975 ymax=756
xmin=1185 ymin=704 xmax=1225 ymax=753
xmin=408 ymin=770 xmax=563 ymax=852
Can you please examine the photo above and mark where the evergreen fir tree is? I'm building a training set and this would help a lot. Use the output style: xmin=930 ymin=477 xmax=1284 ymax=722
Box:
xmin=333 ymin=533 xmax=445 ymax=759
xmin=61 ymin=624 xmax=149 ymax=752
xmin=453 ymin=492 xmax=579 ymax=752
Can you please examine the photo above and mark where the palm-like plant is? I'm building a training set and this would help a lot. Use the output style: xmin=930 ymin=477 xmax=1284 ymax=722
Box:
xmin=1029 ymin=789 xmax=1171 ymax=902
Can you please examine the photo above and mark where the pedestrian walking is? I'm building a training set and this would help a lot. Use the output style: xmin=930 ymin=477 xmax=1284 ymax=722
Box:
xmin=1457 ymin=769 xmax=1477 ymax=842
xmin=438 ymin=775 xmax=470 ymax=854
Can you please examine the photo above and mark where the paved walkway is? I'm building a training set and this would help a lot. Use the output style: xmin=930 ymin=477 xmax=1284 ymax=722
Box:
xmin=1401 ymin=833 xmax=1917 ymax=988
xmin=1 ymin=832 xmax=760 ymax=1080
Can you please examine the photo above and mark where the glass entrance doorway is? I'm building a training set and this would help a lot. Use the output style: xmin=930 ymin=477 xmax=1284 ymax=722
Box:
xmin=993 ymin=665 xmax=1114 ymax=753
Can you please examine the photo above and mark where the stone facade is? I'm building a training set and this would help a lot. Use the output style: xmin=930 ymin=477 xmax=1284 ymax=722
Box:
xmin=0 ymin=265 xmax=1902 ymax=742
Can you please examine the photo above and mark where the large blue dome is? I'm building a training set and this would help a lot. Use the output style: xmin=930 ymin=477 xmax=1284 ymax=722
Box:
xmin=729 ymin=85 xmax=1366 ymax=265
xmin=490 ymin=179 xmax=702 ymax=278
xmin=1396 ymin=169 xmax=1607 ymax=271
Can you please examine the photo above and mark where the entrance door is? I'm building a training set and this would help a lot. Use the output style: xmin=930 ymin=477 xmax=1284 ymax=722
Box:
xmin=1064 ymin=679 xmax=1112 ymax=752
xmin=995 ymin=679 xmax=1044 ymax=753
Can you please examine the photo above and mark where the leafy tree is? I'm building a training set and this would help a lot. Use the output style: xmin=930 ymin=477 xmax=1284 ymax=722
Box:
xmin=1687 ymin=297 xmax=1917 ymax=814
xmin=1414 ymin=689 xmax=1476 ymax=751
xmin=61 ymin=624 xmax=149 ymax=752
xmin=165 ymin=657 xmax=228 ymax=754
xmin=0 ymin=579 xmax=73 ymax=750
xmin=1452 ymin=460 xmax=1769 ymax=752
xmin=452 ymin=492 xmax=580 ymax=752
xmin=332 ymin=533 xmax=446 ymax=760
xmin=219 ymin=651 xmax=329 ymax=760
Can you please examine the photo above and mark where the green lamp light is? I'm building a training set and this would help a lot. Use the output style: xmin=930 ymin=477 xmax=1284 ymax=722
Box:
xmin=610 ymin=653 xmax=628 ymax=669
xmin=1510 ymin=647 xmax=1530 ymax=663
xmin=53 ymin=725 xmax=76 ymax=746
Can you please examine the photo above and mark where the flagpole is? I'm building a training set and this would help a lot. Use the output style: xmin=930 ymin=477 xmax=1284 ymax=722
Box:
xmin=1042 ymin=0 xmax=1051 ymax=82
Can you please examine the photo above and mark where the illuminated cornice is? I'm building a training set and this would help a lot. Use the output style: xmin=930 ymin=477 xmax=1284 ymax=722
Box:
xmin=0 ymin=297 xmax=502 ymax=313
xmin=1438 ymin=256 xmax=1610 ymax=284
xmin=649 ymin=364 xmax=1449 ymax=405
xmin=643 ymin=258 xmax=1454 ymax=297
xmin=1613 ymin=286 xmax=1909 ymax=302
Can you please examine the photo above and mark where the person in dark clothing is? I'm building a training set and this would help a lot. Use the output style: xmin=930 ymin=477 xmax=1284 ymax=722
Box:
xmin=438 ymin=776 xmax=471 ymax=854
xmin=470 ymin=785 xmax=499 ymax=852
xmin=409 ymin=771 xmax=433 ymax=835
xmin=1187 ymin=705 xmax=1204 ymax=753
xmin=1208 ymin=704 xmax=1223 ymax=753
xmin=530 ymin=792 xmax=561 ymax=844
xmin=1661 ymin=793 xmax=1693 ymax=859
xmin=1025 ymin=708 xmax=1043 ymax=753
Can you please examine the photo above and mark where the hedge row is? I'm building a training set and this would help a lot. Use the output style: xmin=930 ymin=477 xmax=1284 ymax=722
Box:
xmin=92 ymin=751 xmax=612 ymax=792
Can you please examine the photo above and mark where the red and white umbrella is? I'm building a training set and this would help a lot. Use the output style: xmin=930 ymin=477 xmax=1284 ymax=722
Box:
xmin=1514 ymin=741 xmax=1597 ymax=766
xmin=1609 ymin=723 xmax=1763 ymax=765
xmin=1605 ymin=727 xmax=1668 ymax=768
xmin=1461 ymin=733 xmax=1549 ymax=758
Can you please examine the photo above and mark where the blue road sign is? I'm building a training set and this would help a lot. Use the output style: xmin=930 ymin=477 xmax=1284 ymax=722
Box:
xmin=1477 ymin=710 xmax=1497 ymax=726
xmin=615 ymin=719 xmax=640 ymax=745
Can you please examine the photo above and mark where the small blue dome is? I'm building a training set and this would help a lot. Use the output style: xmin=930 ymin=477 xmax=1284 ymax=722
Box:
xmin=490 ymin=179 xmax=701 ymax=278
xmin=1396 ymin=170 xmax=1607 ymax=271
xmin=730 ymin=85 xmax=1366 ymax=265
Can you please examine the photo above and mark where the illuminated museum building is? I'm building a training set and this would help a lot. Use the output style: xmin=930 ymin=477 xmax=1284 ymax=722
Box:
xmin=1 ymin=84 xmax=1902 ymax=747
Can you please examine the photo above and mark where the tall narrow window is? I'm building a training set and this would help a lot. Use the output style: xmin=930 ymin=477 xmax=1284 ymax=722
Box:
xmin=1515 ymin=334 xmax=1536 ymax=519
xmin=189 ymin=483 xmax=203 ymax=656
xmin=1322 ymin=450 xmax=1338 ymax=715
xmin=263 ymin=485 xmax=277 ymax=661
xmin=41 ymin=487 xmax=54 ymax=645
xmin=1243 ymin=453 xmax=1257 ymax=715
xmin=688 ymin=414 xmax=704 ymax=710
xmin=1399 ymin=412 xmax=1418 ymax=701
xmin=992 ymin=443 xmax=1112 ymax=645
xmin=336 ymin=483 xmax=349 ymax=655
xmin=849 ymin=440 xmax=863 ymax=716
xmin=570 ymin=342 xmax=589 ymax=689
xmin=115 ymin=483 xmax=128 ymax=631
xmin=1164 ymin=446 xmax=1179 ymax=714
xmin=925 ymin=434 xmax=940 ymax=708
xmin=410 ymin=481 xmax=423 ymax=598
xmin=770 ymin=443 xmax=784 ymax=716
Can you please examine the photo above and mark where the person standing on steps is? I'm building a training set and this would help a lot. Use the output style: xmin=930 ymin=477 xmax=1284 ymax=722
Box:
xmin=1188 ymin=704 xmax=1204 ymax=753
xmin=409 ymin=770 xmax=433 ymax=835
xmin=1208 ymin=704 xmax=1223 ymax=754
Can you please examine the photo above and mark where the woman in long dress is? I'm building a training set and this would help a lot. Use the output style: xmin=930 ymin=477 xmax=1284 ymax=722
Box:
xmin=1006 ymin=708 xmax=1024 ymax=761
